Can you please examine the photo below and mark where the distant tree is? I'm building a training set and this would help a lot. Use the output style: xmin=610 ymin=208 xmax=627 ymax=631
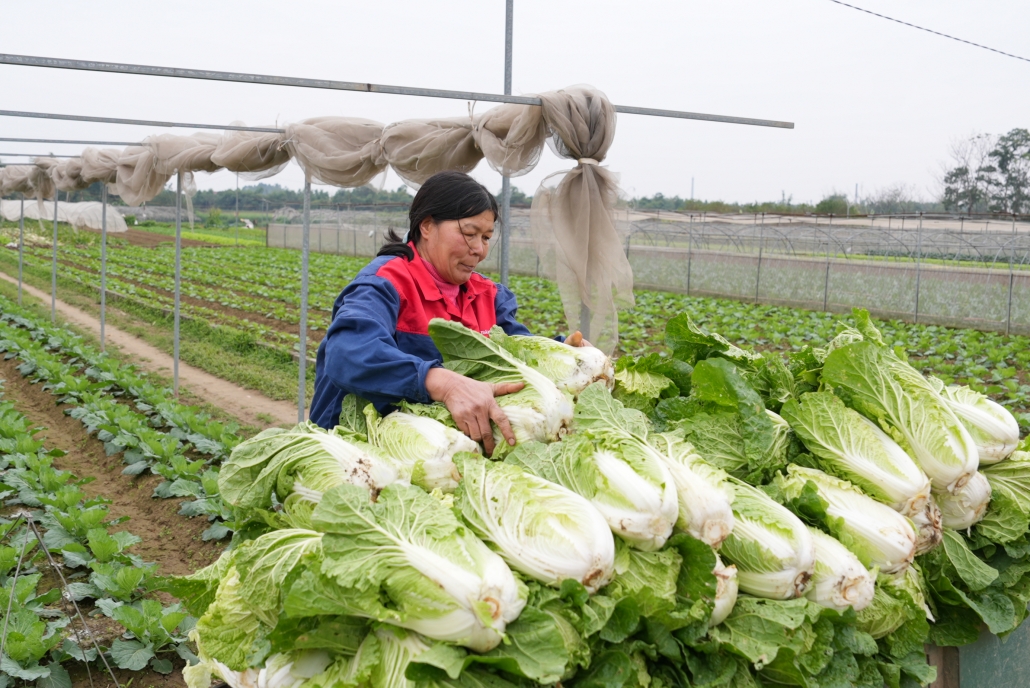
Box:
xmin=940 ymin=133 xmax=995 ymax=213
xmin=815 ymin=194 xmax=848 ymax=215
xmin=986 ymin=128 xmax=1030 ymax=214
xmin=940 ymin=129 xmax=1030 ymax=214
xmin=864 ymin=183 xmax=923 ymax=214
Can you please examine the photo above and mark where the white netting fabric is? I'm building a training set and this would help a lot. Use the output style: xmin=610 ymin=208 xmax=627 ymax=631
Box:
xmin=529 ymin=86 xmax=631 ymax=353
xmin=284 ymin=117 xmax=387 ymax=187
xmin=210 ymin=125 xmax=290 ymax=180
xmin=80 ymin=148 xmax=121 ymax=185
xmin=0 ymin=84 xmax=633 ymax=349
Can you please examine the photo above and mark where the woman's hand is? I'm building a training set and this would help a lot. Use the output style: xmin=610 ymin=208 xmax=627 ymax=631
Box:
xmin=425 ymin=367 xmax=524 ymax=457
xmin=566 ymin=331 xmax=592 ymax=348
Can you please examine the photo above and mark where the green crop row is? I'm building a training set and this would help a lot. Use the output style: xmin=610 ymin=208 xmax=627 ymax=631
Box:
xmin=0 ymin=385 xmax=196 ymax=685
xmin=2 ymin=235 xmax=1027 ymax=432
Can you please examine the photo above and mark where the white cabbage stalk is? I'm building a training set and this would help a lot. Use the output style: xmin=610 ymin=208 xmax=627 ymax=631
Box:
xmin=710 ymin=554 xmax=739 ymax=626
xmin=183 ymin=648 xmax=334 ymax=688
xmin=367 ymin=411 xmax=475 ymax=491
xmin=593 ymin=448 xmax=679 ymax=551
xmin=650 ymin=433 xmax=735 ymax=547
xmin=719 ymin=479 xmax=815 ymax=600
xmin=429 ymin=319 xmax=574 ymax=450
xmin=458 ymin=455 xmax=616 ymax=592
xmin=777 ymin=466 xmax=917 ymax=575
xmin=937 ymin=471 xmax=992 ymax=529
xmin=941 ymin=385 xmax=1021 ymax=465
xmin=490 ymin=326 xmax=615 ymax=395
xmin=911 ymin=496 xmax=943 ymax=555
xmin=805 ymin=527 xmax=875 ymax=612
xmin=781 ymin=392 xmax=932 ymax=517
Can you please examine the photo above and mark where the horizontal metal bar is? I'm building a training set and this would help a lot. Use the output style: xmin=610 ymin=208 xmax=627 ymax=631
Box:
xmin=0 ymin=136 xmax=142 ymax=145
xmin=0 ymin=53 xmax=794 ymax=129
xmin=0 ymin=109 xmax=284 ymax=133
xmin=614 ymin=104 xmax=793 ymax=129
xmin=0 ymin=152 xmax=78 ymax=158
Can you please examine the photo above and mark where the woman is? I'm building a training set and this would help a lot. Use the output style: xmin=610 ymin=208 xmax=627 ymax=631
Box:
xmin=311 ymin=171 xmax=584 ymax=456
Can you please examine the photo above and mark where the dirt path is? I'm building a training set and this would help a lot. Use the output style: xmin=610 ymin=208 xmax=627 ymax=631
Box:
xmin=0 ymin=271 xmax=298 ymax=428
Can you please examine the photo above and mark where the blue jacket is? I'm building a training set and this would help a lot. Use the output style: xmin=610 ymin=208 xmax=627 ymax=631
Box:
xmin=310 ymin=249 xmax=532 ymax=429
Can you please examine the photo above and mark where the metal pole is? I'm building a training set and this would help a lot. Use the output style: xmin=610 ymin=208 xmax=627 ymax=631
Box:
xmin=235 ymin=172 xmax=240 ymax=247
xmin=914 ymin=212 xmax=923 ymax=323
xmin=17 ymin=197 xmax=24 ymax=305
xmin=298 ymin=179 xmax=311 ymax=423
xmin=100 ymin=186 xmax=108 ymax=352
xmin=174 ymin=171 xmax=182 ymax=395
xmin=687 ymin=214 xmax=693 ymax=296
xmin=1006 ymin=271 xmax=1015 ymax=336
xmin=755 ymin=212 xmax=764 ymax=303
xmin=823 ymin=214 xmax=832 ymax=311
xmin=51 ymin=194 xmax=58 ymax=322
xmin=0 ymin=57 xmax=796 ymax=129
xmin=499 ymin=0 xmax=513 ymax=287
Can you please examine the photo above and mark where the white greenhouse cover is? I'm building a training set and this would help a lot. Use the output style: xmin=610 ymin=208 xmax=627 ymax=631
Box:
xmin=0 ymin=199 xmax=128 ymax=232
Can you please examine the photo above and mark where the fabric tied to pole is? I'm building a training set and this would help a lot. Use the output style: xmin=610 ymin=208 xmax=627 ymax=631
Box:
xmin=529 ymin=86 xmax=634 ymax=354
xmin=45 ymin=84 xmax=634 ymax=350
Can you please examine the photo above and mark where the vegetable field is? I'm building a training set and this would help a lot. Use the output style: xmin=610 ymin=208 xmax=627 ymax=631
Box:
xmin=1 ymin=232 xmax=1028 ymax=432
xmin=2 ymin=230 xmax=1030 ymax=687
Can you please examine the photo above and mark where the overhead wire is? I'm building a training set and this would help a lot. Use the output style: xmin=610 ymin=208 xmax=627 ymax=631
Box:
xmin=824 ymin=0 xmax=1030 ymax=64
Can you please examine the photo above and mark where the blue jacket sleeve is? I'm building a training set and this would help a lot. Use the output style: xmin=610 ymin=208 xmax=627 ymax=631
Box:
xmin=494 ymin=283 xmax=533 ymax=336
xmin=494 ymin=284 xmax=566 ymax=342
xmin=322 ymin=276 xmax=439 ymax=405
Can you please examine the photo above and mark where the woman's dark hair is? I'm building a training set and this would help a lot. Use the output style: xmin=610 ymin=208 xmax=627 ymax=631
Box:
xmin=377 ymin=170 xmax=500 ymax=260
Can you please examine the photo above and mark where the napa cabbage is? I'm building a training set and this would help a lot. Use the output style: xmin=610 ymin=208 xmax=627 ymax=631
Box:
xmin=821 ymin=340 xmax=978 ymax=494
xmin=939 ymin=384 xmax=1020 ymax=465
xmin=510 ymin=435 xmax=677 ymax=552
xmin=218 ymin=422 xmax=399 ymax=527
xmin=710 ymin=554 xmax=739 ymax=627
xmin=514 ymin=382 xmax=678 ymax=551
xmin=805 ymin=527 xmax=875 ymax=612
xmin=284 ymin=483 xmax=526 ymax=652
xmin=429 ymin=319 xmax=574 ymax=451
xmin=648 ymin=432 xmax=735 ymax=547
xmin=781 ymin=392 xmax=932 ymax=518
xmin=365 ymin=407 xmax=476 ymax=492
xmin=182 ymin=648 xmax=336 ymax=688
xmin=937 ymin=470 xmax=992 ymax=530
xmin=717 ymin=478 xmax=815 ymax=600
xmin=490 ymin=326 xmax=614 ymax=395
xmin=775 ymin=465 xmax=917 ymax=575
xmin=457 ymin=453 xmax=615 ymax=592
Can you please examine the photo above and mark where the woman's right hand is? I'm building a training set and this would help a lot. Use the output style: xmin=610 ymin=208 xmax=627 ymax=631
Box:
xmin=425 ymin=367 xmax=524 ymax=457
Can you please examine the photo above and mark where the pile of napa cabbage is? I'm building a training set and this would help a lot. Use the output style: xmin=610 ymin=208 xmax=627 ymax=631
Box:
xmin=176 ymin=313 xmax=1029 ymax=688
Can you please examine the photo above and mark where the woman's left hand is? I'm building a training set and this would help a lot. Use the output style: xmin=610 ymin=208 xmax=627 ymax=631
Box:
xmin=566 ymin=331 xmax=592 ymax=348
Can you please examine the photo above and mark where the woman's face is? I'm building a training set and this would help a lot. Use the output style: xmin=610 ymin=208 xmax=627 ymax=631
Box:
xmin=418 ymin=209 xmax=496 ymax=285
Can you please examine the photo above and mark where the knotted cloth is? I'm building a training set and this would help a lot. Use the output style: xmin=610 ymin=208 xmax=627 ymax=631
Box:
xmin=29 ymin=84 xmax=633 ymax=350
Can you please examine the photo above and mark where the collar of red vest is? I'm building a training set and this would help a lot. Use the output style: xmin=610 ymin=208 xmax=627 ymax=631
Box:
xmin=408 ymin=242 xmax=491 ymax=300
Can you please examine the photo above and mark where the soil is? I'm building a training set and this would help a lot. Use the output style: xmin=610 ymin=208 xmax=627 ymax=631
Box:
xmin=0 ymin=354 xmax=225 ymax=577
xmin=0 ymin=356 xmax=223 ymax=688
xmin=0 ymin=271 xmax=298 ymax=428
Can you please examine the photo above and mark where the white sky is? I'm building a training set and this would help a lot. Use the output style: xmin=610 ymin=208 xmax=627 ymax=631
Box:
xmin=0 ymin=0 xmax=1026 ymax=204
